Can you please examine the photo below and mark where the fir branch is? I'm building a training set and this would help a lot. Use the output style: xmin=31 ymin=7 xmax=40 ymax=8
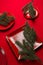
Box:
xmin=28 ymin=2 xmax=36 ymax=18
xmin=22 ymin=2 xmax=36 ymax=19
xmin=0 ymin=12 xmax=7 ymax=20
xmin=16 ymin=22 xmax=43 ymax=64
xmin=16 ymin=22 xmax=39 ymax=61
xmin=23 ymin=22 xmax=36 ymax=44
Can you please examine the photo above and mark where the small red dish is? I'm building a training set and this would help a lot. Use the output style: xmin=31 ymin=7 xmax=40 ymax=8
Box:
xmin=0 ymin=13 xmax=15 ymax=31
xmin=24 ymin=9 xmax=39 ymax=19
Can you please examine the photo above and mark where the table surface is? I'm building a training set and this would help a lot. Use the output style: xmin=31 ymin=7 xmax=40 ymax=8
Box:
xmin=0 ymin=0 xmax=43 ymax=65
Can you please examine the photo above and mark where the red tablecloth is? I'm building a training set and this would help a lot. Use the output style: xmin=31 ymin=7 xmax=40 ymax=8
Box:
xmin=0 ymin=0 xmax=43 ymax=65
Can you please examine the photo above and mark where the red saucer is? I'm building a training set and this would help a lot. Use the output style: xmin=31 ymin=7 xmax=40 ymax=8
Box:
xmin=24 ymin=9 xmax=39 ymax=19
xmin=0 ymin=13 xmax=15 ymax=31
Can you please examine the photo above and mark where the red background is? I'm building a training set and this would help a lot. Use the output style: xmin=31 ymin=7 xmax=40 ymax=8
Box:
xmin=0 ymin=0 xmax=43 ymax=65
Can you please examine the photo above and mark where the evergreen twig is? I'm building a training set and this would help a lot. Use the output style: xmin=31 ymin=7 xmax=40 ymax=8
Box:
xmin=16 ymin=22 xmax=38 ymax=60
xmin=22 ymin=1 xmax=36 ymax=19
xmin=16 ymin=22 xmax=43 ymax=64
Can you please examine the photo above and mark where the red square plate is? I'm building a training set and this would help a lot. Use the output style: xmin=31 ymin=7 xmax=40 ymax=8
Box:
xmin=6 ymin=25 xmax=42 ymax=60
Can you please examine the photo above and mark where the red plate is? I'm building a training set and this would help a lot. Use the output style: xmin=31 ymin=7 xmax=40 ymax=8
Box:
xmin=6 ymin=24 xmax=42 ymax=60
xmin=24 ymin=9 xmax=39 ymax=19
xmin=0 ymin=13 xmax=15 ymax=31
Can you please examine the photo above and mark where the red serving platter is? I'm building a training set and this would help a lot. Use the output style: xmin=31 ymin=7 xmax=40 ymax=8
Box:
xmin=6 ymin=24 xmax=42 ymax=60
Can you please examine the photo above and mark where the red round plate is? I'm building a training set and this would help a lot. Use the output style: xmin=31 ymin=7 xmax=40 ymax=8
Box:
xmin=0 ymin=13 xmax=15 ymax=31
xmin=24 ymin=9 xmax=39 ymax=19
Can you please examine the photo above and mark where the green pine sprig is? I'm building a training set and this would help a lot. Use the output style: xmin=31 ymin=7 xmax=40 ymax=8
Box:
xmin=22 ymin=1 xmax=36 ymax=19
xmin=28 ymin=2 xmax=36 ymax=19
xmin=16 ymin=22 xmax=38 ymax=60
xmin=15 ymin=22 xmax=43 ymax=65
